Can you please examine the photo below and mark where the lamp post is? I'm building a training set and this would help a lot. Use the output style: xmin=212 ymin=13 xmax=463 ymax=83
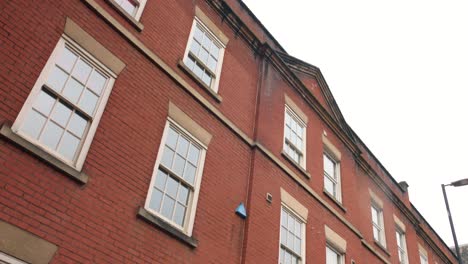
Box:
xmin=441 ymin=178 xmax=468 ymax=264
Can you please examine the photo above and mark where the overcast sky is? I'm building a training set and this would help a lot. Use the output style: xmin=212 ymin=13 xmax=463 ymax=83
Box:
xmin=243 ymin=0 xmax=468 ymax=247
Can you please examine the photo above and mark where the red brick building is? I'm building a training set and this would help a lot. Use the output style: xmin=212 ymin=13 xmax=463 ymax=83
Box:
xmin=0 ymin=0 xmax=457 ymax=263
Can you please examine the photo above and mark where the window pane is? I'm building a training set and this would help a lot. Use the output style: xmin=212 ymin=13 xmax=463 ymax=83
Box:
xmin=62 ymin=78 xmax=85 ymax=104
xmin=324 ymin=176 xmax=335 ymax=196
xmin=373 ymin=226 xmax=380 ymax=241
xmin=177 ymin=185 xmax=189 ymax=205
xmin=371 ymin=206 xmax=379 ymax=223
xmin=174 ymin=203 xmax=186 ymax=226
xmin=287 ymin=231 xmax=294 ymax=249
xmin=149 ymin=189 xmax=163 ymax=211
xmin=72 ymin=59 xmax=92 ymax=83
xmin=173 ymin=154 xmax=186 ymax=176
xmin=57 ymin=48 xmax=78 ymax=73
xmin=326 ymin=247 xmax=339 ymax=264
xmin=190 ymin=41 xmax=201 ymax=56
xmin=198 ymin=48 xmax=209 ymax=64
xmin=22 ymin=110 xmax=47 ymax=139
xmin=155 ymin=169 xmax=168 ymax=190
xmin=68 ymin=113 xmax=87 ymax=138
xmin=161 ymin=196 xmax=175 ymax=219
xmin=47 ymin=66 xmax=68 ymax=92
xmin=193 ymin=26 xmax=204 ymax=42
xmin=177 ymin=136 xmax=189 ymax=156
xmin=33 ymin=90 xmax=55 ymax=115
xmin=165 ymin=176 xmax=178 ymax=198
xmin=324 ymin=154 xmax=335 ymax=177
xmin=161 ymin=146 xmax=175 ymax=168
xmin=184 ymin=163 xmax=196 ymax=185
xmin=281 ymin=227 xmax=287 ymax=245
xmin=202 ymin=36 xmax=212 ymax=50
xmin=166 ymin=127 xmax=178 ymax=149
xmin=78 ymin=89 xmax=99 ymax=115
xmin=58 ymin=132 xmax=80 ymax=160
xmin=40 ymin=121 xmax=64 ymax=150
xmin=211 ymin=45 xmax=220 ymax=59
xmin=294 ymin=236 xmax=301 ymax=254
xmin=187 ymin=145 xmax=200 ymax=164
xmin=193 ymin=62 xmax=203 ymax=79
xmin=207 ymin=56 xmax=217 ymax=72
xmin=87 ymin=70 xmax=107 ymax=95
xmin=50 ymin=102 xmax=72 ymax=127
xmin=202 ymin=72 xmax=212 ymax=87
xmin=120 ymin=0 xmax=137 ymax=16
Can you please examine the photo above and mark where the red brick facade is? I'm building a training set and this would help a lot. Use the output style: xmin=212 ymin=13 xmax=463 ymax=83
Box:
xmin=0 ymin=1 xmax=457 ymax=263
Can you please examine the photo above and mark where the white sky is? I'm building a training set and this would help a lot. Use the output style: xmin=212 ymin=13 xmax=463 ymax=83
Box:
xmin=243 ymin=0 xmax=468 ymax=247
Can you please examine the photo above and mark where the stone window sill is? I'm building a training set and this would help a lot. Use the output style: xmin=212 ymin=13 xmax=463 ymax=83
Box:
xmin=0 ymin=123 xmax=88 ymax=184
xmin=323 ymin=190 xmax=347 ymax=213
xmin=177 ymin=60 xmax=223 ymax=103
xmin=374 ymin=240 xmax=391 ymax=257
xmin=137 ymin=207 xmax=198 ymax=248
xmin=281 ymin=151 xmax=311 ymax=179
xmin=105 ymin=0 xmax=144 ymax=32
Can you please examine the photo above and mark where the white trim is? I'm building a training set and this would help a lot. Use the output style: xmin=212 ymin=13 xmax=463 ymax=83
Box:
xmin=11 ymin=36 xmax=116 ymax=171
xmin=144 ymin=120 xmax=207 ymax=236
xmin=0 ymin=252 xmax=27 ymax=264
xmin=134 ymin=0 xmax=147 ymax=21
xmin=182 ymin=18 xmax=226 ymax=93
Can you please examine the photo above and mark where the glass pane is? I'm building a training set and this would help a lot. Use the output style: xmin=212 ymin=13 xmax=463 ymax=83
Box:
xmin=173 ymin=154 xmax=185 ymax=176
xmin=87 ymin=70 xmax=107 ymax=95
xmin=22 ymin=110 xmax=46 ymax=139
xmin=78 ymin=89 xmax=99 ymax=115
xmin=281 ymin=210 xmax=288 ymax=227
xmin=185 ymin=57 xmax=195 ymax=70
xmin=50 ymin=102 xmax=72 ymax=127
xmin=326 ymin=247 xmax=338 ymax=264
xmin=166 ymin=127 xmax=178 ymax=149
xmin=202 ymin=35 xmax=212 ymax=50
xmin=324 ymin=177 xmax=335 ymax=196
xmin=161 ymin=196 xmax=175 ymax=219
xmin=47 ymin=66 xmax=68 ymax=92
xmin=202 ymin=72 xmax=212 ymax=87
xmin=285 ymin=113 xmax=291 ymax=127
xmin=324 ymin=154 xmax=335 ymax=177
xmin=57 ymin=132 xmax=80 ymax=160
xmin=284 ymin=252 xmax=291 ymax=264
xmin=289 ymin=231 xmax=296 ymax=249
xmin=207 ymin=56 xmax=217 ymax=73
xmin=198 ymin=48 xmax=209 ymax=64
xmin=62 ymin=78 xmax=84 ymax=104
xmin=281 ymin=227 xmax=287 ymax=245
xmin=294 ymin=236 xmax=301 ymax=254
xmin=373 ymin=226 xmax=380 ymax=241
xmin=40 ymin=121 xmax=64 ymax=150
xmin=193 ymin=62 xmax=203 ymax=79
xmin=165 ymin=176 xmax=178 ymax=198
xmin=57 ymin=48 xmax=78 ymax=73
xmin=193 ymin=26 xmax=204 ymax=42
xmin=371 ymin=207 xmax=379 ymax=223
xmin=280 ymin=249 xmax=285 ymax=264
xmin=120 ymin=0 xmax=137 ymax=16
xmin=68 ymin=113 xmax=87 ymax=138
xmin=33 ymin=90 xmax=55 ymax=115
xmin=149 ymin=189 xmax=163 ymax=211
xmin=174 ymin=203 xmax=186 ymax=226
xmin=72 ymin=59 xmax=92 ymax=83
xmin=187 ymin=145 xmax=200 ymax=165
xmin=295 ymin=220 xmax=301 ymax=236
xmin=177 ymin=185 xmax=189 ymax=205
xmin=161 ymin=146 xmax=175 ymax=168
xmin=177 ymin=136 xmax=189 ymax=156
xmin=155 ymin=169 xmax=168 ymax=190
xmin=211 ymin=45 xmax=220 ymax=59
xmin=190 ymin=41 xmax=201 ymax=55
xmin=184 ymin=163 xmax=196 ymax=185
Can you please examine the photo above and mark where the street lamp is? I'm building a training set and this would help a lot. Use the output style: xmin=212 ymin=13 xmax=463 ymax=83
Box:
xmin=441 ymin=178 xmax=468 ymax=264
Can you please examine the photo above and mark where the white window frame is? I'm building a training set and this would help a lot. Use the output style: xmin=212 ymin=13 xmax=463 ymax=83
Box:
xmin=182 ymin=18 xmax=226 ymax=93
xmin=371 ymin=203 xmax=386 ymax=246
xmin=396 ymin=228 xmax=408 ymax=264
xmin=11 ymin=35 xmax=116 ymax=171
xmin=0 ymin=252 xmax=27 ymax=264
xmin=113 ymin=0 xmax=148 ymax=21
xmin=283 ymin=105 xmax=307 ymax=168
xmin=326 ymin=244 xmax=345 ymax=264
xmin=144 ymin=119 xmax=207 ymax=236
xmin=323 ymin=152 xmax=341 ymax=202
xmin=278 ymin=205 xmax=306 ymax=264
